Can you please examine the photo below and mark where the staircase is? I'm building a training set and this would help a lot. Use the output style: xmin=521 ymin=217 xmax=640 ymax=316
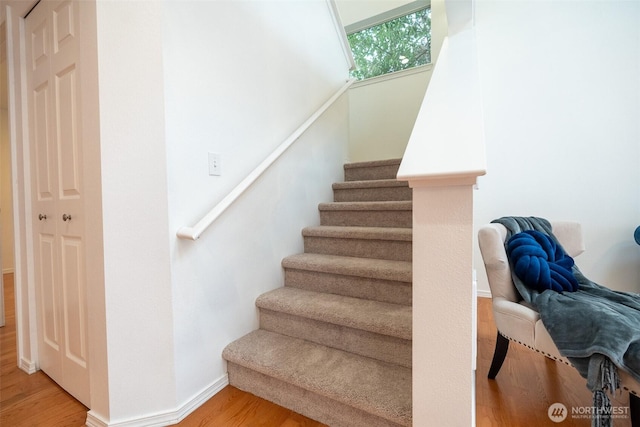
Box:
xmin=222 ymin=159 xmax=412 ymax=427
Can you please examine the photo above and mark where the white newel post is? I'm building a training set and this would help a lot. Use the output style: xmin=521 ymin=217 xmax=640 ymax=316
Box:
xmin=407 ymin=177 xmax=481 ymax=426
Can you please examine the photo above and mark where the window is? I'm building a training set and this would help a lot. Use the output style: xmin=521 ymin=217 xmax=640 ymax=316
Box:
xmin=346 ymin=2 xmax=431 ymax=81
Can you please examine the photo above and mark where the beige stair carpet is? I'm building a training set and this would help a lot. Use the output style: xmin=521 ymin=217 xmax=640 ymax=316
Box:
xmin=222 ymin=159 xmax=412 ymax=427
xmin=223 ymin=330 xmax=412 ymax=426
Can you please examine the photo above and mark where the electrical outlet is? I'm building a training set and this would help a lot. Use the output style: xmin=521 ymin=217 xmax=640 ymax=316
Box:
xmin=208 ymin=152 xmax=221 ymax=176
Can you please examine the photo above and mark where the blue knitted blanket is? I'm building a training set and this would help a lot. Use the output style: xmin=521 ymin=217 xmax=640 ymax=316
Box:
xmin=494 ymin=217 xmax=640 ymax=425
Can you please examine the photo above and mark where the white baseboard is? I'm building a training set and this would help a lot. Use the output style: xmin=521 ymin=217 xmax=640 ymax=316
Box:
xmin=173 ymin=374 xmax=229 ymax=423
xmin=85 ymin=374 xmax=229 ymax=427
xmin=476 ymin=289 xmax=492 ymax=298
xmin=19 ymin=357 xmax=37 ymax=374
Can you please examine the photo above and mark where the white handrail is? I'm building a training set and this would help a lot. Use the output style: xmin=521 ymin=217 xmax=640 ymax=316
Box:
xmin=176 ymin=79 xmax=355 ymax=241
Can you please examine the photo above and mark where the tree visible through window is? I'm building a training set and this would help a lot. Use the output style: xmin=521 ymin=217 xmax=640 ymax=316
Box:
xmin=347 ymin=7 xmax=431 ymax=81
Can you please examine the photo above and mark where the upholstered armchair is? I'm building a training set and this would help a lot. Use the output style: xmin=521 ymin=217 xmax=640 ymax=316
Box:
xmin=478 ymin=221 xmax=639 ymax=425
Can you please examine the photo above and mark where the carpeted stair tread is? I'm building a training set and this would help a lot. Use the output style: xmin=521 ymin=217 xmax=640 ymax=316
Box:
xmin=344 ymin=158 xmax=402 ymax=169
xmin=319 ymin=201 xmax=412 ymax=228
xmin=302 ymin=225 xmax=412 ymax=241
xmin=223 ymin=329 xmax=412 ymax=426
xmin=303 ymin=226 xmax=412 ymax=260
xmin=332 ymin=178 xmax=412 ymax=202
xmin=332 ymin=179 xmax=409 ymax=191
xmin=256 ymin=287 xmax=411 ymax=340
xmin=282 ymin=253 xmax=412 ymax=305
xmin=282 ymin=253 xmax=412 ymax=283
xmin=319 ymin=201 xmax=412 ymax=211
xmin=343 ymin=159 xmax=403 ymax=182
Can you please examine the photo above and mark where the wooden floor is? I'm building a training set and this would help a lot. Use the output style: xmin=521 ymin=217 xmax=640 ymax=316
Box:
xmin=0 ymin=273 xmax=633 ymax=426
xmin=476 ymin=295 xmax=633 ymax=427
xmin=0 ymin=273 xmax=324 ymax=427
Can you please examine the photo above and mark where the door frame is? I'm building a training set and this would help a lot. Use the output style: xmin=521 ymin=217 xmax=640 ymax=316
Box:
xmin=2 ymin=0 xmax=41 ymax=374
xmin=3 ymin=2 xmax=105 ymax=399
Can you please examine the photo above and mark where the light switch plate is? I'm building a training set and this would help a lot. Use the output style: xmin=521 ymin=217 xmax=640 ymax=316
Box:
xmin=208 ymin=152 xmax=221 ymax=176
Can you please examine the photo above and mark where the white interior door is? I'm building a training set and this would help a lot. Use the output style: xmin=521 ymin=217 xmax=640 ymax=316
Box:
xmin=26 ymin=0 xmax=90 ymax=407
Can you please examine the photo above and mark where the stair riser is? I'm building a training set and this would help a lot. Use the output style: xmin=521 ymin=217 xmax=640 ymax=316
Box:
xmin=260 ymin=309 xmax=412 ymax=368
xmin=320 ymin=211 xmax=412 ymax=228
xmin=334 ymin=187 xmax=412 ymax=202
xmin=304 ymin=236 xmax=411 ymax=262
xmin=345 ymin=165 xmax=400 ymax=182
xmin=227 ymin=363 xmax=407 ymax=427
xmin=223 ymin=159 xmax=413 ymax=425
xmin=284 ymin=269 xmax=412 ymax=306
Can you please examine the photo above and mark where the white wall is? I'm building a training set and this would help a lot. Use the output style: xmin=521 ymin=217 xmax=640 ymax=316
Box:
xmin=162 ymin=0 xmax=350 ymax=414
xmin=348 ymin=68 xmax=430 ymax=161
xmin=336 ymin=0 xmax=415 ymax=26
xmin=474 ymin=0 xmax=640 ymax=294
xmin=93 ymin=1 xmax=177 ymax=423
xmin=4 ymin=0 xmax=350 ymax=423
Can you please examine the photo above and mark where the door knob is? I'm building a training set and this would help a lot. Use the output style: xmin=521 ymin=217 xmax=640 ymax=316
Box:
xmin=38 ymin=214 xmax=47 ymax=221
xmin=62 ymin=214 xmax=72 ymax=222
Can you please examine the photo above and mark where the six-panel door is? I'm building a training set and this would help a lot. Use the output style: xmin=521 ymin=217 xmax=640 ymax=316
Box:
xmin=26 ymin=0 xmax=90 ymax=407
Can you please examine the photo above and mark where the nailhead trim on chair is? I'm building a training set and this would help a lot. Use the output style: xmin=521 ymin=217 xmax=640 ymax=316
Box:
xmin=497 ymin=332 xmax=640 ymax=396
xmin=498 ymin=332 xmax=574 ymax=367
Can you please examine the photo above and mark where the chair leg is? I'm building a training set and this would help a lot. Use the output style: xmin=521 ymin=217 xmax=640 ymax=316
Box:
xmin=488 ymin=332 xmax=510 ymax=379
xmin=630 ymin=392 xmax=640 ymax=427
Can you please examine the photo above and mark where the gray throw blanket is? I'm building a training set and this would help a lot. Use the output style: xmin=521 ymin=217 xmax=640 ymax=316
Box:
xmin=493 ymin=217 xmax=640 ymax=426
